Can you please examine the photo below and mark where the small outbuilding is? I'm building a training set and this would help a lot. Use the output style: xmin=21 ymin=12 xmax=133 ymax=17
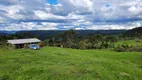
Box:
xmin=7 ymin=38 xmax=41 ymax=49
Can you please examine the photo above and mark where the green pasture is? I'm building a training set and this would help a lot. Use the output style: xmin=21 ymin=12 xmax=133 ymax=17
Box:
xmin=0 ymin=47 xmax=142 ymax=80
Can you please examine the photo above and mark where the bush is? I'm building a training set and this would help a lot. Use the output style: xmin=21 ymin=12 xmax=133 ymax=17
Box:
xmin=136 ymin=40 xmax=141 ymax=43
xmin=0 ymin=45 xmax=9 ymax=49
xmin=79 ymin=41 xmax=86 ymax=50
xmin=133 ymin=46 xmax=142 ymax=52
xmin=115 ymin=45 xmax=126 ymax=52
xmin=41 ymin=40 xmax=49 ymax=46
xmin=71 ymin=43 xmax=79 ymax=49
xmin=86 ymin=43 xmax=92 ymax=49
xmin=115 ymin=45 xmax=142 ymax=52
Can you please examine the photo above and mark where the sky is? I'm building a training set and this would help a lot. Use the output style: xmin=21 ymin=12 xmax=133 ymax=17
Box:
xmin=0 ymin=0 xmax=142 ymax=31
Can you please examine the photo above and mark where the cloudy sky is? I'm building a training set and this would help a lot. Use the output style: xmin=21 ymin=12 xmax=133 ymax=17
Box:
xmin=0 ymin=0 xmax=142 ymax=30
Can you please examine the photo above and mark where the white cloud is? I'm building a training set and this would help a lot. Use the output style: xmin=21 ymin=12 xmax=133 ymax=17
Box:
xmin=75 ymin=27 xmax=85 ymax=30
xmin=0 ymin=16 xmax=5 ymax=23
xmin=58 ymin=0 xmax=93 ymax=14
xmin=87 ymin=22 xmax=141 ymax=30
xmin=34 ymin=10 xmax=65 ymax=20
xmin=36 ymin=22 xmax=58 ymax=30
xmin=0 ymin=0 xmax=142 ymax=30
xmin=1 ymin=22 xmax=35 ymax=31
xmin=62 ymin=26 xmax=74 ymax=29
xmin=1 ymin=22 xmax=58 ymax=31
xmin=128 ymin=6 xmax=137 ymax=12
xmin=0 ymin=5 xmax=25 ymax=20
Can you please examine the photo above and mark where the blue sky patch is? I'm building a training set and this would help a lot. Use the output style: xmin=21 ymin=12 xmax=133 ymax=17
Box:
xmin=106 ymin=4 xmax=111 ymax=7
xmin=47 ymin=0 xmax=58 ymax=4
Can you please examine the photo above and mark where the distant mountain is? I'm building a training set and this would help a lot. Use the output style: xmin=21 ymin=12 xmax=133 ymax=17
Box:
xmin=0 ymin=31 xmax=16 ymax=34
xmin=0 ymin=32 xmax=8 ymax=36
xmin=124 ymin=27 xmax=142 ymax=37
xmin=15 ymin=30 xmax=126 ymax=40
xmin=0 ymin=31 xmax=16 ymax=37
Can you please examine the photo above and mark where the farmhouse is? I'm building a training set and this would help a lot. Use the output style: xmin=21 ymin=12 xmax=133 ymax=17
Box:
xmin=7 ymin=38 xmax=41 ymax=49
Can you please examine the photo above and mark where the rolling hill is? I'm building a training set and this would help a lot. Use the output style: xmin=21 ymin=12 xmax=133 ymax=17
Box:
xmin=124 ymin=27 xmax=142 ymax=37
xmin=15 ymin=30 xmax=125 ymax=40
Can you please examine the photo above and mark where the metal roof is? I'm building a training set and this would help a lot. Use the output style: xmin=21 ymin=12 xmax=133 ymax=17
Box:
xmin=7 ymin=38 xmax=41 ymax=44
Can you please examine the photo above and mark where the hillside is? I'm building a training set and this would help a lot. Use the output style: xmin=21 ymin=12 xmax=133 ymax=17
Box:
xmin=124 ymin=27 xmax=142 ymax=37
xmin=0 ymin=47 xmax=142 ymax=80
xmin=15 ymin=30 xmax=125 ymax=40
xmin=0 ymin=33 xmax=8 ymax=36
xmin=0 ymin=31 xmax=15 ymax=36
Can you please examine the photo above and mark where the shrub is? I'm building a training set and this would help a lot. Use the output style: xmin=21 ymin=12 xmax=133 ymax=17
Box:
xmin=71 ymin=43 xmax=79 ymax=49
xmin=115 ymin=44 xmax=142 ymax=52
xmin=136 ymin=40 xmax=141 ymax=43
xmin=115 ymin=46 xmax=125 ymax=52
xmin=101 ymin=43 xmax=109 ymax=49
xmin=86 ymin=43 xmax=92 ymax=49
xmin=79 ymin=41 xmax=86 ymax=50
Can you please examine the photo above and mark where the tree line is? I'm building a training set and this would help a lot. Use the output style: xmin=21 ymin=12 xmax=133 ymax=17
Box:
xmin=45 ymin=30 xmax=142 ymax=52
xmin=46 ymin=30 xmax=117 ymax=50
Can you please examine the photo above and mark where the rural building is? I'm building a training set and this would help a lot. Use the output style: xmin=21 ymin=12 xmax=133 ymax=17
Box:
xmin=7 ymin=38 xmax=41 ymax=49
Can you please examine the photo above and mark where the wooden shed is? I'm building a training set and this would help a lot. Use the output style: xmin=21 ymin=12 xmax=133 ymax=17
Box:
xmin=7 ymin=38 xmax=41 ymax=49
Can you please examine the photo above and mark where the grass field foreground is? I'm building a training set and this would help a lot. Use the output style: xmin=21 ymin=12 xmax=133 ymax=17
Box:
xmin=0 ymin=47 xmax=142 ymax=80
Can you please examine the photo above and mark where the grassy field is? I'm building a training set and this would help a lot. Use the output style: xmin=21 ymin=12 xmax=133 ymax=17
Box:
xmin=0 ymin=47 xmax=142 ymax=80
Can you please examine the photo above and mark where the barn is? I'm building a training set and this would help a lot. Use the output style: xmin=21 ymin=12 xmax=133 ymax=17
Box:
xmin=7 ymin=38 xmax=41 ymax=49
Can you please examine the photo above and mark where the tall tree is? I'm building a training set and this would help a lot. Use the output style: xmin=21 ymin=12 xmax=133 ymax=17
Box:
xmin=90 ymin=34 xmax=103 ymax=48
xmin=79 ymin=40 xmax=86 ymax=50
xmin=55 ymin=33 xmax=63 ymax=47
xmin=104 ymin=36 xmax=117 ymax=48
xmin=105 ymin=36 xmax=117 ymax=43
xmin=62 ymin=30 xmax=77 ymax=48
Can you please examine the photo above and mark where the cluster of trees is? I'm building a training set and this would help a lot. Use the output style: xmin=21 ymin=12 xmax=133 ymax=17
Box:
xmin=47 ymin=30 xmax=117 ymax=50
